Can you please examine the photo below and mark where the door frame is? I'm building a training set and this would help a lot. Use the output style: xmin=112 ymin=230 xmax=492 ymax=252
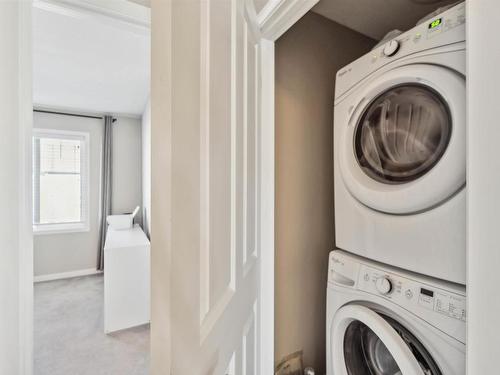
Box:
xmin=19 ymin=1 xmax=34 ymax=374
xmin=256 ymin=1 xmax=319 ymax=373
xmin=17 ymin=1 xmax=151 ymax=374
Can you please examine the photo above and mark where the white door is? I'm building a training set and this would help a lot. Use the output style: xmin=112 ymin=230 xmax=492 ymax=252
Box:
xmin=331 ymin=305 xmax=439 ymax=375
xmin=338 ymin=64 xmax=465 ymax=214
xmin=151 ymin=0 xmax=267 ymax=373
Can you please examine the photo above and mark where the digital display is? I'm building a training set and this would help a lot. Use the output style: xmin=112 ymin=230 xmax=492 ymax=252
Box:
xmin=421 ymin=288 xmax=434 ymax=297
xmin=429 ymin=18 xmax=442 ymax=29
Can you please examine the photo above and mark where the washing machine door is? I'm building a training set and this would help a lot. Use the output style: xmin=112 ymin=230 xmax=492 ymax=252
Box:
xmin=331 ymin=305 xmax=441 ymax=375
xmin=339 ymin=64 xmax=465 ymax=214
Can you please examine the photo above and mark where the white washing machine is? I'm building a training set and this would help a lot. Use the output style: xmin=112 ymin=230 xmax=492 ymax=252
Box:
xmin=334 ymin=2 xmax=466 ymax=284
xmin=326 ymin=250 xmax=465 ymax=375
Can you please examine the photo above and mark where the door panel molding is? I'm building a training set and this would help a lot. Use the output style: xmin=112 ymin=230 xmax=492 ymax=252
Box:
xmin=199 ymin=0 xmax=238 ymax=337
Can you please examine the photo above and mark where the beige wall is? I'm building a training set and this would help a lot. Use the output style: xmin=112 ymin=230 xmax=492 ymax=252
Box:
xmin=275 ymin=12 xmax=374 ymax=372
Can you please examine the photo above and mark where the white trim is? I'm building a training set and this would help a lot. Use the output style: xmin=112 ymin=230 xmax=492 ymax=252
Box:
xmin=467 ymin=1 xmax=500 ymax=372
xmin=33 ymin=128 xmax=90 ymax=138
xmin=34 ymin=268 xmax=103 ymax=283
xmin=256 ymin=1 xmax=320 ymax=374
xmin=33 ymin=223 xmax=90 ymax=235
xmin=259 ymin=39 xmax=275 ymax=375
xmin=199 ymin=0 xmax=211 ymax=327
xmin=18 ymin=2 xmax=34 ymax=374
xmin=258 ymin=0 xmax=319 ymax=41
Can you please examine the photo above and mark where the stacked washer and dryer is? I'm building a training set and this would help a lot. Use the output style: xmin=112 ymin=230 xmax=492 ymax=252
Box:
xmin=327 ymin=3 xmax=466 ymax=374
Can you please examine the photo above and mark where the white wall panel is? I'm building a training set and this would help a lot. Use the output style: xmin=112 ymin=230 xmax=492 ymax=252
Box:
xmin=467 ymin=1 xmax=500 ymax=373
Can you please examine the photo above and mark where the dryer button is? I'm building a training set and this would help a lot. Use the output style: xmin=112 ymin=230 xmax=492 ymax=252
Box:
xmin=375 ymin=277 xmax=393 ymax=295
xmin=383 ymin=40 xmax=400 ymax=57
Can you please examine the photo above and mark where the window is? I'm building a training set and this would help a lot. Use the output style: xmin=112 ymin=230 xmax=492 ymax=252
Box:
xmin=33 ymin=129 xmax=90 ymax=234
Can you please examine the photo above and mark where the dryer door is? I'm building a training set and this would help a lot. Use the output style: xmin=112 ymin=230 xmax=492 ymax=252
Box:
xmin=331 ymin=305 xmax=441 ymax=375
xmin=339 ymin=64 xmax=465 ymax=214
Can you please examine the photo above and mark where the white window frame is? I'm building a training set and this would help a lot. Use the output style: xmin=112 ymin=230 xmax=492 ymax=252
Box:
xmin=32 ymin=128 xmax=90 ymax=235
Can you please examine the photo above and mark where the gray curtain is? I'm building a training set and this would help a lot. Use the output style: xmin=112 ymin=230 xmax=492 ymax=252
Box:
xmin=97 ymin=115 xmax=113 ymax=270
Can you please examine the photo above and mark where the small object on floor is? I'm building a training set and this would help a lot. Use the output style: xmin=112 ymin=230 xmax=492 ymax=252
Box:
xmin=275 ymin=351 xmax=303 ymax=375
xmin=304 ymin=367 xmax=315 ymax=375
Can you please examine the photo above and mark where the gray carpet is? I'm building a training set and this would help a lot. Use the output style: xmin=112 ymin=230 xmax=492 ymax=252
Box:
xmin=35 ymin=274 xmax=150 ymax=375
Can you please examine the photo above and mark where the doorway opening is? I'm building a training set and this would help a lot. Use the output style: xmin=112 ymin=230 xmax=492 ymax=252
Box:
xmin=31 ymin=1 xmax=151 ymax=374
xmin=273 ymin=0 xmax=459 ymax=373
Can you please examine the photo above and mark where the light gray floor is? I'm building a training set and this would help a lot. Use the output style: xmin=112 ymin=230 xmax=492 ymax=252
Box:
xmin=35 ymin=274 xmax=150 ymax=375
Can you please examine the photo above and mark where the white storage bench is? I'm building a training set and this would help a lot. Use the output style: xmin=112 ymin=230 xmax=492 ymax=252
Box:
xmin=104 ymin=224 xmax=150 ymax=333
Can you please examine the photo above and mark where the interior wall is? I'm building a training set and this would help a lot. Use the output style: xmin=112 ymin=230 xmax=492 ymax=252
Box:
xmin=112 ymin=116 xmax=143 ymax=223
xmin=142 ymin=98 xmax=151 ymax=238
xmin=33 ymin=112 xmax=143 ymax=277
xmin=275 ymin=12 xmax=374 ymax=372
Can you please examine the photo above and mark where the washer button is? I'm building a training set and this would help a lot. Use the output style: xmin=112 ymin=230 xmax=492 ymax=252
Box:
xmin=405 ymin=289 xmax=414 ymax=299
xmin=375 ymin=277 xmax=393 ymax=295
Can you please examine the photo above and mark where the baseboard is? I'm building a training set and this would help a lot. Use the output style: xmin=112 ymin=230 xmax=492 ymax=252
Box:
xmin=34 ymin=268 xmax=103 ymax=283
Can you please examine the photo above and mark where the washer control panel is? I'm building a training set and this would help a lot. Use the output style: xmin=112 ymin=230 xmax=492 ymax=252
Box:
xmin=328 ymin=250 xmax=466 ymax=343
xmin=357 ymin=264 xmax=466 ymax=322
xmin=375 ymin=276 xmax=393 ymax=295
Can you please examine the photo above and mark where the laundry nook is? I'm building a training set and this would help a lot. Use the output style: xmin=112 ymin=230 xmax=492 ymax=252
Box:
xmin=6 ymin=0 xmax=500 ymax=374
xmin=275 ymin=1 xmax=466 ymax=374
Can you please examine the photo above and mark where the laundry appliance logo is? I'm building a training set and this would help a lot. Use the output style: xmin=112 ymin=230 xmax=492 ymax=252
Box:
xmin=332 ymin=257 xmax=345 ymax=266
xmin=338 ymin=67 xmax=352 ymax=77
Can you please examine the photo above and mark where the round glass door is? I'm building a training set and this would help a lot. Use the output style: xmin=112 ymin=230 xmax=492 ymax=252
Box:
xmin=344 ymin=319 xmax=401 ymax=374
xmin=337 ymin=64 xmax=465 ymax=214
xmin=354 ymin=84 xmax=451 ymax=185
xmin=343 ymin=315 xmax=441 ymax=375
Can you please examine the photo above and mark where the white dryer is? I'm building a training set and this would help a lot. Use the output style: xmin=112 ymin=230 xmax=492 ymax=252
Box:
xmin=326 ymin=250 xmax=465 ymax=375
xmin=334 ymin=3 xmax=466 ymax=284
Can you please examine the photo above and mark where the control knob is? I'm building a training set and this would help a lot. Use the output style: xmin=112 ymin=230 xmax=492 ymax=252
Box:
xmin=383 ymin=40 xmax=400 ymax=57
xmin=375 ymin=277 xmax=393 ymax=295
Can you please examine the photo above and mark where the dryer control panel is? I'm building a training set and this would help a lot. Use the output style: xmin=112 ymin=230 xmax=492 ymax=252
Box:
xmin=335 ymin=2 xmax=466 ymax=101
xmin=328 ymin=250 xmax=466 ymax=343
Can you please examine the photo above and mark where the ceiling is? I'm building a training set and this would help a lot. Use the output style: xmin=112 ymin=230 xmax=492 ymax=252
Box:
xmin=312 ymin=0 xmax=459 ymax=40
xmin=33 ymin=1 xmax=150 ymax=116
